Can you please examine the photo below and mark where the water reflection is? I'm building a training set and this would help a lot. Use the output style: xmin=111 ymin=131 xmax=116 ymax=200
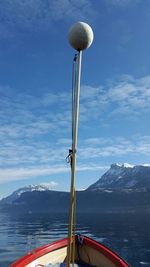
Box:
xmin=0 ymin=212 xmax=150 ymax=267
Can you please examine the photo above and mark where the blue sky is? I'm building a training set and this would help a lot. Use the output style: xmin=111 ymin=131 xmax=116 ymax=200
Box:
xmin=0 ymin=0 xmax=150 ymax=198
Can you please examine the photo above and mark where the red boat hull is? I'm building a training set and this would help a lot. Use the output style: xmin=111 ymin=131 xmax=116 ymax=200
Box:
xmin=10 ymin=235 xmax=129 ymax=267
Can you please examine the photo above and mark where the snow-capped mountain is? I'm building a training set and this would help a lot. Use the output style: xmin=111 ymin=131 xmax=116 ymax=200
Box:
xmin=87 ymin=163 xmax=150 ymax=191
xmin=1 ymin=165 xmax=150 ymax=214
xmin=1 ymin=184 xmax=52 ymax=205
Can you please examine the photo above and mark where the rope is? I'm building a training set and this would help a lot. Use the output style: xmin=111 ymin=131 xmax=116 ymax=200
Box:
xmin=66 ymin=53 xmax=77 ymax=168
xmin=72 ymin=54 xmax=78 ymax=143
xmin=67 ymin=52 xmax=81 ymax=267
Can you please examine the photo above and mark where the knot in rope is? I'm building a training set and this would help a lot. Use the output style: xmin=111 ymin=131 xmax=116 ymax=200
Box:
xmin=73 ymin=53 xmax=78 ymax=62
xmin=66 ymin=149 xmax=73 ymax=165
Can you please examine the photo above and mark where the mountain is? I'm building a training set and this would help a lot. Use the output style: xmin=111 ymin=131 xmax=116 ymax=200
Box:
xmin=0 ymin=184 xmax=53 ymax=205
xmin=0 ymin=163 xmax=150 ymax=214
xmin=0 ymin=188 xmax=150 ymax=214
xmin=87 ymin=163 xmax=150 ymax=191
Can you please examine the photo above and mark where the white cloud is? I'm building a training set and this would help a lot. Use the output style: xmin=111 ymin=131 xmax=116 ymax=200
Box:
xmin=0 ymin=0 xmax=96 ymax=39
xmin=80 ymin=75 xmax=150 ymax=120
xmin=0 ymin=90 xmax=70 ymax=138
xmin=0 ymin=133 xmax=149 ymax=183
xmin=0 ymin=163 xmax=108 ymax=184
xmin=107 ymin=75 xmax=150 ymax=116
xmin=0 ymin=74 xmax=150 ymax=168
xmin=0 ymin=74 xmax=150 ymax=181
xmin=0 ymin=93 xmax=71 ymax=168
xmin=0 ymin=165 xmax=69 ymax=184
xmin=49 ymin=0 xmax=96 ymax=21
xmin=78 ymin=135 xmax=150 ymax=159
xmin=0 ymin=139 xmax=69 ymax=167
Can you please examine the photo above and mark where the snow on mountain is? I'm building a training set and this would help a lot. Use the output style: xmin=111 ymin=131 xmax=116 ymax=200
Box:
xmin=0 ymin=184 xmax=53 ymax=205
xmin=87 ymin=163 xmax=150 ymax=191
xmin=1 ymin=163 xmax=150 ymax=207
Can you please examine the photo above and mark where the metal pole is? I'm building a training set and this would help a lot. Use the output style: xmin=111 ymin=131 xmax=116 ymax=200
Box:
xmin=67 ymin=50 xmax=82 ymax=267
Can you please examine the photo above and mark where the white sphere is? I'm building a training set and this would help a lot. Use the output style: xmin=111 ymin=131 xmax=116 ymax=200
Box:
xmin=68 ymin=21 xmax=94 ymax=51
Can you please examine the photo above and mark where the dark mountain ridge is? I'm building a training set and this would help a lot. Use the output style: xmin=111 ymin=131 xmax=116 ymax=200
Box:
xmin=1 ymin=163 xmax=150 ymax=214
xmin=1 ymin=189 xmax=150 ymax=214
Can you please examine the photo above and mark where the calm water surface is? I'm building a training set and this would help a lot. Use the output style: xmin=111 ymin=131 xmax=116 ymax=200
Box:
xmin=0 ymin=212 xmax=150 ymax=267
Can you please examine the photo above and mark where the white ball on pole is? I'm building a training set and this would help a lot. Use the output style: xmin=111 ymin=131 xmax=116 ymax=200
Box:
xmin=68 ymin=21 xmax=94 ymax=51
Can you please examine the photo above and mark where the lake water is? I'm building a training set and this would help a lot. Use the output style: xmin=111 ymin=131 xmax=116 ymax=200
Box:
xmin=0 ymin=212 xmax=150 ymax=267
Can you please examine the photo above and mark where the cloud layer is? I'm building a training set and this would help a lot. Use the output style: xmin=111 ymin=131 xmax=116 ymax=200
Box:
xmin=79 ymin=135 xmax=150 ymax=159
xmin=0 ymin=0 xmax=96 ymax=40
xmin=80 ymin=75 xmax=150 ymax=120
xmin=0 ymin=74 xmax=149 ymax=183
